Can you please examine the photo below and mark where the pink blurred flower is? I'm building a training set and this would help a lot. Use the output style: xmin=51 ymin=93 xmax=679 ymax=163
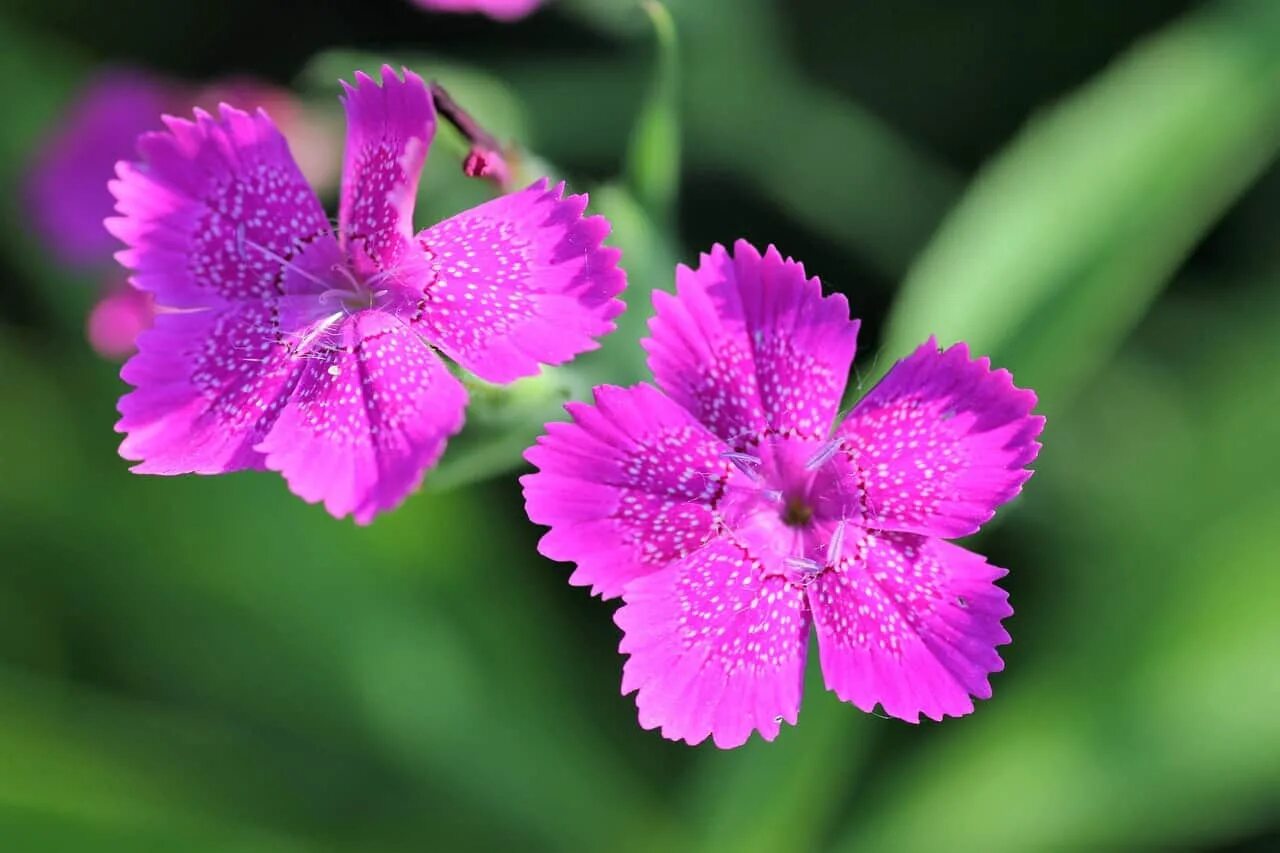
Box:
xmin=411 ymin=0 xmax=543 ymax=21
xmin=86 ymin=279 xmax=155 ymax=359
xmin=26 ymin=69 xmax=178 ymax=269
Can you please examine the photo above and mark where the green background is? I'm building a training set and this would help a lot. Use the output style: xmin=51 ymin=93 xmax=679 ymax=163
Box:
xmin=1 ymin=0 xmax=1277 ymax=849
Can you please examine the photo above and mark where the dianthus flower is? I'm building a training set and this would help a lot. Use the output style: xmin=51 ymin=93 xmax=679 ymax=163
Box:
xmin=412 ymin=0 xmax=542 ymax=21
xmin=27 ymin=67 xmax=338 ymax=358
xmin=523 ymin=240 xmax=1042 ymax=747
xmin=108 ymin=66 xmax=624 ymax=522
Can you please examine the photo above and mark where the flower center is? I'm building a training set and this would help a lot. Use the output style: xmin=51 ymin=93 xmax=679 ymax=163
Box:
xmin=716 ymin=437 xmax=866 ymax=587
xmin=318 ymin=263 xmax=391 ymax=312
xmin=781 ymin=495 xmax=814 ymax=527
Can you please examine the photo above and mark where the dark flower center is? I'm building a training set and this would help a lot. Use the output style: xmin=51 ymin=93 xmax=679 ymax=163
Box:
xmin=782 ymin=495 xmax=814 ymax=527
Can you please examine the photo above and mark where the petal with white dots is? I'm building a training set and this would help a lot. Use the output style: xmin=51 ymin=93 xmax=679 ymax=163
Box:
xmin=644 ymin=240 xmax=859 ymax=445
xmin=337 ymin=66 xmax=435 ymax=275
xmin=522 ymin=383 xmax=746 ymax=599
xmin=107 ymin=104 xmax=337 ymax=309
xmin=410 ymin=179 xmax=626 ymax=383
xmin=616 ymin=537 xmax=810 ymax=748
xmin=809 ymin=532 xmax=1012 ymax=723
xmin=117 ymin=303 xmax=302 ymax=474
xmin=836 ymin=339 xmax=1044 ymax=538
xmin=257 ymin=311 xmax=467 ymax=524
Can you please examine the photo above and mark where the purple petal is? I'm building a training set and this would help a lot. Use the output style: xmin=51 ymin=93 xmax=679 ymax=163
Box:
xmin=410 ymin=179 xmax=625 ymax=383
xmin=644 ymin=240 xmax=859 ymax=445
xmin=615 ymin=538 xmax=810 ymax=748
xmin=810 ymin=532 xmax=1012 ymax=723
xmin=522 ymin=383 xmax=737 ymax=599
xmin=117 ymin=303 xmax=301 ymax=474
xmin=26 ymin=68 xmax=177 ymax=268
xmin=257 ymin=311 xmax=467 ymax=524
xmin=836 ymin=339 xmax=1044 ymax=538
xmin=338 ymin=66 xmax=435 ymax=275
xmin=107 ymin=104 xmax=336 ymax=309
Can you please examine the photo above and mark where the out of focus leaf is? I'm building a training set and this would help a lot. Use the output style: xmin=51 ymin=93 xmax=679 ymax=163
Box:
xmin=425 ymin=368 xmax=586 ymax=493
xmin=685 ymin=663 xmax=869 ymax=853
xmin=513 ymin=0 xmax=960 ymax=277
xmin=625 ymin=1 xmax=680 ymax=222
xmin=881 ymin=0 xmax=1280 ymax=413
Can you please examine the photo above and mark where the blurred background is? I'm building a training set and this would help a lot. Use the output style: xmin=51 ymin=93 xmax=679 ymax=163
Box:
xmin=1 ymin=0 xmax=1277 ymax=849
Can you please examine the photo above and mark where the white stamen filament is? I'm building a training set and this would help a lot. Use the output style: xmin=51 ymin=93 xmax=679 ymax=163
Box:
xmin=292 ymin=311 xmax=344 ymax=355
xmin=784 ymin=556 xmax=822 ymax=575
xmin=827 ymin=518 xmax=847 ymax=566
xmin=721 ymin=451 xmax=763 ymax=480
xmin=805 ymin=439 xmax=844 ymax=471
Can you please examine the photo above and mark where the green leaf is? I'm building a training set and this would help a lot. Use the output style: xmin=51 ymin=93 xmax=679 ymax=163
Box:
xmin=879 ymin=0 xmax=1280 ymax=415
xmin=625 ymin=1 xmax=681 ymax=222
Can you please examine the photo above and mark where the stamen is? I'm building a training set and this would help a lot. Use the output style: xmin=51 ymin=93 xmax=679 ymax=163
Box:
xmin=330 ymin=263 xmax=363 ymax=290
xmin=237 ymin=226 xmax=329 ymax=289
xmin=291 ymin=311 xmax=344 ymax=355
xmin=804 ymin=439 xmax=844 ymax=471
xmin=721 ymin=451 xmax=762 ymax=480
xmin=826 ymin=518 xmax=847 ymax=566
xmin=784 ymin=556 xmax=822 ymax=575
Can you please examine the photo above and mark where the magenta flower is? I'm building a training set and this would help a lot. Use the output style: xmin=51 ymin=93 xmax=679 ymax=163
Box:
xmin=523 ymin=240 xmax=1042 ymax=747
xmin=411 ymin=0 xmax=542 ymax=21
xmin=108 ymin=66 xmax=624 ymax=523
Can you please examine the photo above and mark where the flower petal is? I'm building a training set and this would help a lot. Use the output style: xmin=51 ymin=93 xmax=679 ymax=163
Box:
xmin=337 ymin=65 xmax=435 ymax=275
xmin=117 ymin=303 xmax=300 ymax=474
xmin=257 ymin=311 xmax=467 ymax=524
xmin=836 ymin=339 xmax=1044 ymax=538
xmin=410 ymin=179 xmax=626 ymax=383
xmin=522 ymin=383 xmax=741 ymax=600
xmin=616 ymin=538 xmax=810 ymax=748
xmin=644 ymin=240 xmax=858 ymax=446
xmin=107 ymin=104 xmax=336 ymax=309
xmin=810 ymin=531 xmax=1012 ymax=723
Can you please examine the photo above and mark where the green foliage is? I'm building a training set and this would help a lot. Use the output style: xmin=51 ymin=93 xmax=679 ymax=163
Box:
xmin=0 ymin=0 xmax=1277 ymax=850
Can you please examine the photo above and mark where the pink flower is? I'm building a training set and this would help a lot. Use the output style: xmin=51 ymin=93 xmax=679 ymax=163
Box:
xmin=522 ymin=240 xmax=1043 ymax=747
xmin=86 ymin=278 xmax=156 ymax=359
xmin=411 ymin=0 xmax=542 ymax=21
xmin=108 ymin=66 xmax=625 ymax=523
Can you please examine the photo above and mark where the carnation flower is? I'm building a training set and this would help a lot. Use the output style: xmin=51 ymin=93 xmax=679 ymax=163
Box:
xmin=109 ymin=66 xmax=624 ymax=522
xmin=523 ymin=240 xmax=1042 ymax=746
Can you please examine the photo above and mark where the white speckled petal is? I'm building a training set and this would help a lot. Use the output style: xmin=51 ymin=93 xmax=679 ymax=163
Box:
xmin=522 ymin=383 xmax=749 ymax=599
xmin=337 ymin=66 xmax=435 ymax=275
xmin=106 ymin=104 xmax=337 ymax=310
xmin=117 ymin=303 xmax=301 ymax=474
xmin=644 ymin=239 xmax=858 ymax=446
xmin=810 ymin=531 xmax=1012 ymax=723
xmin=836 ymin=339 xmax=1044 ymax=538
xmin=616 ymin=537 xmax=810 ymax=748
xmin=257 ymin=311 xmax=467 ymax=524
xmin=411 ymin=179 xmax=626 ymax=383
